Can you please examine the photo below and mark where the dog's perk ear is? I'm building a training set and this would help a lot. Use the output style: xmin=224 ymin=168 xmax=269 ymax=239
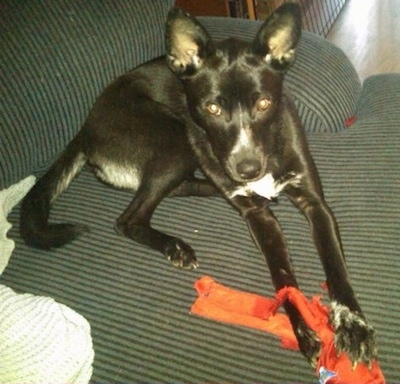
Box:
xmin=252 ymin=3 xmax=301 ymax=71
xmin=165 ymin=8 xmax=215 ymax=76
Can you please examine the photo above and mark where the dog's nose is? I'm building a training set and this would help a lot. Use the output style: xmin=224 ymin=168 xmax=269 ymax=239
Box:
xmin=236 ymin=159 xmax=261 ymax=180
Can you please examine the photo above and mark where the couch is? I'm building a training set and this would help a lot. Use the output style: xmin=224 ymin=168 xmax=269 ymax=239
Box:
xmin=1 ymin=0 xmax=399 ymax=382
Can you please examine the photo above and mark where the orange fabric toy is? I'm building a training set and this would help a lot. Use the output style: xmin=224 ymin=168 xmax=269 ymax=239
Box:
xmin=191 ymin=276 xmax=385 ymax=384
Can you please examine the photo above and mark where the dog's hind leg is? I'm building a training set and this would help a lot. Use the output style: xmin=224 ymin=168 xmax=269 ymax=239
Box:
xmin=115 ymin=171 xmax=199 ymax=269
xmin=20 ymin=135 xmax=89 ymax=249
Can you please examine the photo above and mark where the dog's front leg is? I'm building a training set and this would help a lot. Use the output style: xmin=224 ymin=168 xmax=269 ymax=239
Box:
xmin=232 ymin=195 xmax=322 ymax=366
xmin=287 ymin=188 xmax=377 ymax=367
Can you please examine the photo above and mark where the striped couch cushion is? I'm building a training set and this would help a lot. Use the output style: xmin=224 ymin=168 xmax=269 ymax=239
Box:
xmin=0 ymin=0 xmax=174 ymax=189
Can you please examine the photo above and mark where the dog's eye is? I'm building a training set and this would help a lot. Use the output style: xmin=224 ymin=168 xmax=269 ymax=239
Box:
xmin=206 ymin=102 xmax=222 ymax=116
xmin=256 ymin=98 xmax=271 ymax=111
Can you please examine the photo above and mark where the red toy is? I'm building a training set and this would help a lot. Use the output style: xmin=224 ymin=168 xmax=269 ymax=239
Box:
xmin=191 ymin=276 xmax=385 ymax=384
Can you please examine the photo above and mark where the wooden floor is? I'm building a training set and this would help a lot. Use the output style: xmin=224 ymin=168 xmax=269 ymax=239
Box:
xmin=327 ymin=0 xmax=400 ymax=80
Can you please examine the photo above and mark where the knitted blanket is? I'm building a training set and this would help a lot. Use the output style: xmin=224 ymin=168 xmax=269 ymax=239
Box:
xmin=0 ymin=176 xmax=94 ymax=383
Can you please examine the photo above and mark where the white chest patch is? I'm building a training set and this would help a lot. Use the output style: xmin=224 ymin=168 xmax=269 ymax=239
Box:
xmin=229 ymin=172 xmax=302 ymax=200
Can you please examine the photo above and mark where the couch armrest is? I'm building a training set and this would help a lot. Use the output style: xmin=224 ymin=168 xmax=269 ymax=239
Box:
xmin=0 ymin=0 xmax=174 ymax=189
xmin=198 ymin=17 xmax=361 ymax=134
xmin=356 ymin=74 xmax=400 ymax=123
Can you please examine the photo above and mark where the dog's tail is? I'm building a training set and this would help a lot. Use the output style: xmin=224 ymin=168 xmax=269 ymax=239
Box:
xmin=20 ymin=136 xmax=89 ymax=249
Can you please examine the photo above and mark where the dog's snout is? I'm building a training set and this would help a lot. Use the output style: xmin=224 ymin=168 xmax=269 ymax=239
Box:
xmin=236 ymin=159 xmax=261 ymax=180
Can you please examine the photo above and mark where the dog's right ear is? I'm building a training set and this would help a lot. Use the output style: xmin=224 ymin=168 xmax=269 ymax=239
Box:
xmin=165 ymin=8 xmax=215 ymax=76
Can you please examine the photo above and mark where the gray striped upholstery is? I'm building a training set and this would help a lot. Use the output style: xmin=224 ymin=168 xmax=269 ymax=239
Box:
xmin=1 ymin=1 xmax=400 ymax=382
xmin=0 ymin=0 xmax=174 ymax=189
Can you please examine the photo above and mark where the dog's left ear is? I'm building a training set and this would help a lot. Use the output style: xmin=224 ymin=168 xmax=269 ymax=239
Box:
xmin=252 ymin=3 xmax=301 ymax=71
xmin=166 ymin=8 xmax=215 ymax=76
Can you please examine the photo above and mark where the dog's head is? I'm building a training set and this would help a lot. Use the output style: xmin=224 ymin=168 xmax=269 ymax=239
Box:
xmin=166 ymin=4 xmax=301 ymax=183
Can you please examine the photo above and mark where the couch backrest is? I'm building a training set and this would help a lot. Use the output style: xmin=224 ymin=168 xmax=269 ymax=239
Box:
xmin=0 ymin=0 xmax=174 ymax=189
xmin=1 ymin=2 xmax=361 ymax=189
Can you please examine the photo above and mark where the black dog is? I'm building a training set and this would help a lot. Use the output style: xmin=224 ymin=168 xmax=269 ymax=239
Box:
xmin=20 ymin=4 xmax=377 ymax=368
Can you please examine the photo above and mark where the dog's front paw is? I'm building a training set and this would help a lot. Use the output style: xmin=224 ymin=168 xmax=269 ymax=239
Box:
xmin=330 ymin=301 xmax=378 ymax=368
xmin=295 ymin=321 xmax=322 ymax=368
xmin=164 ymin=238 xmax=198 ymax=270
